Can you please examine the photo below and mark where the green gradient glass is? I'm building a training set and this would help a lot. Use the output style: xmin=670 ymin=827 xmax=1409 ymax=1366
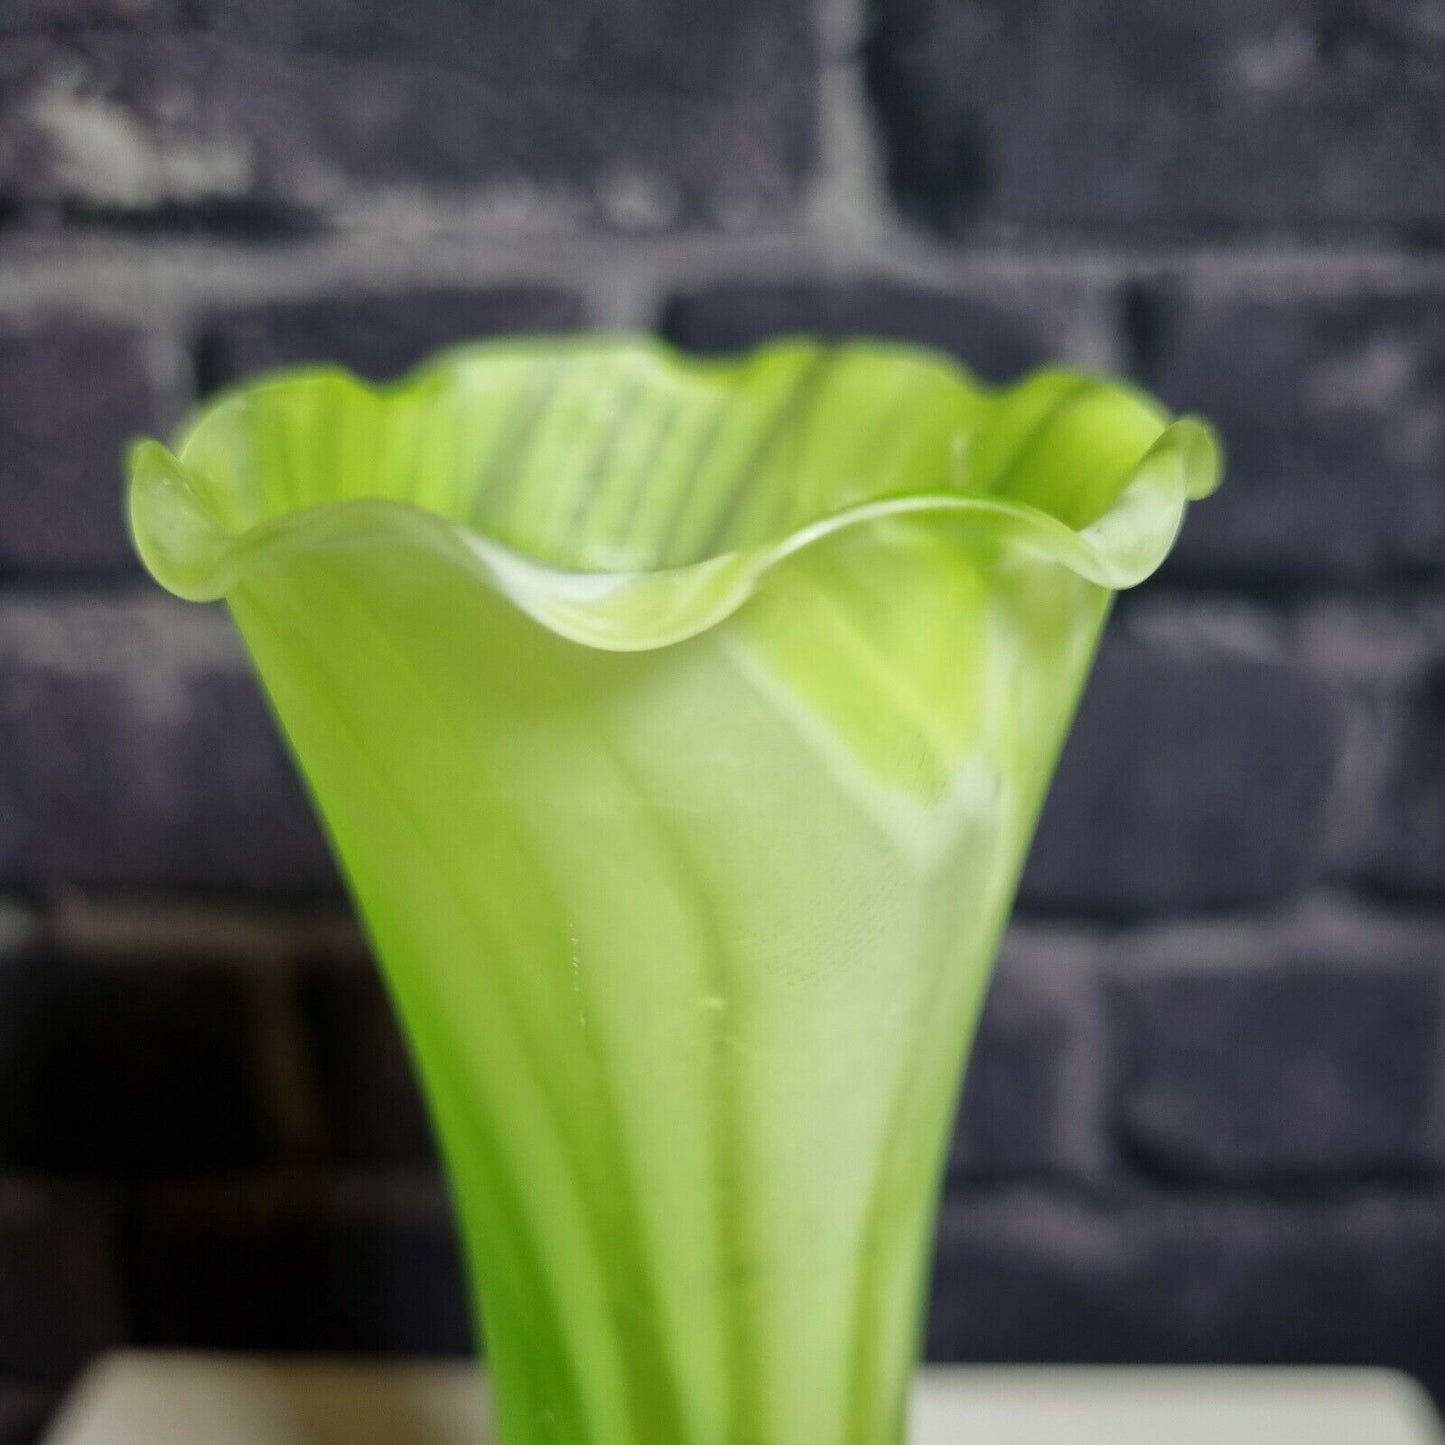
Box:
xmin=127 ymin=337 xmax=1220 ymax=1445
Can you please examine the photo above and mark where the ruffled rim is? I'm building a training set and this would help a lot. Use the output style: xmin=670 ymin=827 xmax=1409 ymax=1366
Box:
xmin=128 ymin=336 xmax=1221 ymax=652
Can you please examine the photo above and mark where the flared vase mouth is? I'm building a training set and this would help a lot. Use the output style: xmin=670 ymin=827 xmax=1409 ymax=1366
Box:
xmin=128 ymin=334 xmax=1221 ymax=650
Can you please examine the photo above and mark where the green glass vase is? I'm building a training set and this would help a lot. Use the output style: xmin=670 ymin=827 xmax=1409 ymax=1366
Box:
xmin=127 ymin=337 xmax=1219 ymax=1445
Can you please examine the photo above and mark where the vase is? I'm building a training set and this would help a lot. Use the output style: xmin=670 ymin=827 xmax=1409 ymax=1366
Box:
xmin=127 ymin=336 xmax=1219 ymax=1445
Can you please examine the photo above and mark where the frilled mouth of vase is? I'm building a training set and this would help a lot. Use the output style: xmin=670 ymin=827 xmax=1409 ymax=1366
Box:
xmin=127 ymin=334 xmax=1220 ymax=650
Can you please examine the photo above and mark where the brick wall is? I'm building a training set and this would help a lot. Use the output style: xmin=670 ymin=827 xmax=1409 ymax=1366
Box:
xmin=1 ymin=1 xmax=1444 ymax=1438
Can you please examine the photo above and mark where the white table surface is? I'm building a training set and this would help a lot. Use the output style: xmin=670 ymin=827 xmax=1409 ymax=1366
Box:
xmin=42 ymin=1353 xmax=1444 ymax=1445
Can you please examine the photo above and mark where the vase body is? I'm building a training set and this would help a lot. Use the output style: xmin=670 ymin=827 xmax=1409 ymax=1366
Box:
xmin=127 ymin=337 xmax=1218 ymax=1445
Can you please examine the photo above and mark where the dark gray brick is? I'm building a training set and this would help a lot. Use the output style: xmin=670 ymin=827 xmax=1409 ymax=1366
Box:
xmin=0 ymin=3 xmax=817 ymax=226
xmin=0 ymin=611 xmax=338 ymax=894
xmin=0 ymin=1186 xmax=119 ymax=1378
xmin=122 ymin=1179 xmax=469 ymax=1356
xmin=0 ymin=1385 xmax=52 ymax=1445
xmin=1142 ymin=288 xmax=1445 ymax=582
xmin=170 ymin=669 xmax=338 ymax=891
xmin=866 ymin=1 xmax=1445 ymax=235
xmin=1364 ymin=663 xmax=1445 ymax=899
xmin=663 ymin=278 xmax=1097 ymax=383
xmin=0 ymin=949 xmax=271 ymax=1173
xmin=196 ymin=0 xmax=790 ymax=95
xmin=1111 ymin=967 xmax=1441 ymax=1181
xmin=197 ymin=287 xmax=584 ymax=391
xmin=928 ymin=1188 xmax=1445 ymax=1404
xmin=951 ymin=939 xmax=1082 ymax=1179
xmin=1021 ymin=642 xmax=1351 ymax=917
xmin=298 ymin=957 xmax=437 ymax=1167
xmin=0 ymin=317 xmax=159 ymax=575
xmin=0 ymin=0 xmax=185 ymax=28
